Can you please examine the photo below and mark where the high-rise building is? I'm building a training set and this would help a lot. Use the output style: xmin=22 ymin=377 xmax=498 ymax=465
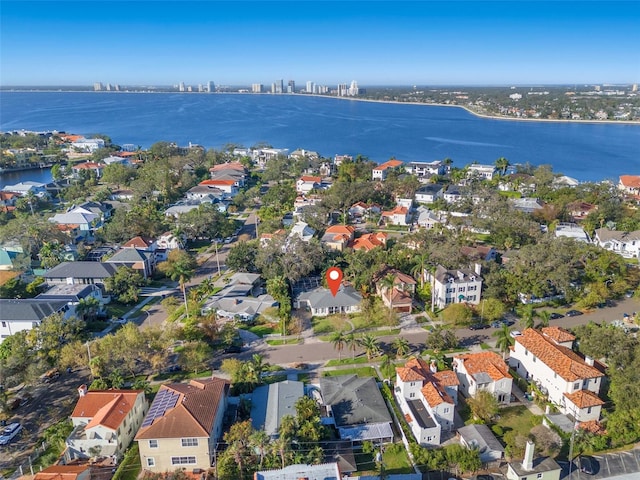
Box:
xmin=93 ymin=82 xmax=103 ymax=91
xmin=288 ymin=80 xmax=296 ymax=93
xmin=252 ymin=83 xmax=263 ymax=93
xmin=306 ymin=81 xmax=314 ymax=93
xmin=276 ymin=79 xmax=284 ymax=94
xmin=348 ymin=80 xmax=359 ymax=96
xmin=208 ymin=81 xmax=215 ymax=93
xmin=337 ymin=83 xmax=348 ymax=97
xmin=179 ymin=82 xmax=185 ymax=92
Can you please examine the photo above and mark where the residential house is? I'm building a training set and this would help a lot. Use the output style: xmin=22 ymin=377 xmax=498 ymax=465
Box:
xmin=508 ymin=327 xmax=606 ymax=423
xmin=43 ymin=262 xmax=119 ymax=286
xmin=374 ymin=267 xmax=416 ymax=313
xmin=49 ymin=211 xmax=99 ymax=236
xmin=289 ymin=221 xmax=316 ymax=242
xmin=0 ymin=191 xmax=18 ymax=213
xmin=553 ymin=175 xmax=580 ymax=188
xmin=458 ymin=424 xmax=504 ymax=464
xmin=72 ymin=201 xmax=113 ymax=222
xmin=426 ymin=264 xmax=483 ymax=309
xmin=123 ymin=236 xmax=156 ymax=251
xmin=259 ymin=229 xmax=286 ymax=248
xmin=506 ymin=441 xmax=561 ymax=480
xmin=185 ymin=185 xmax=226 ymax=203
xmin=290 ymin=148 xmax=320 ymax=161
xmin=201 ymin=272 xmax=277 ymax=322
xmin=333 ymin=154 xmax=352 ymax=166
xmin=2 ymin=181 xmax=48 ymax=198
xmin=0 ymin=299 xmax=70 ymax=342
xmin=254 ymin=147 xmax=289 ymax=168
xmin=72 ymin=162 xmax=104 ymax=179
xmin=593 ymin=228 xmax=640 ymax=259
xmin=415 ymin=206 xmax=442 ymax=230
xmin=37 ymin=283 xmax=109 ymax=310
xmin=320 ymin=375 xmax=393 ymax=444
xmin=460 ymin=245 xmax=498 ymax=263
xmin=415 ymin=184 xmax=445 ymax=204
xmin=321 ymin=225 xmax=355 ymax=252
xmin=618 ymin=174 xmax=640 ymax=196
xmin=352 ymin=232 xmax=387 ymax=251
xmin=110 ymin=189 xmax=134 ymax=201
xmin=567 ymin=201 xmax=598 ymax=221
xmin=372 ymin=159 xmax=403 ymax=180
xmin=102 ymin=155 xmax=130 ymax=166
xmin=293 ymin=195 xmax=322 ymax=218
xmin=295 ymin=285 xmax=362 ymax=317
xmin=395 ymin=357 xmax=459 ymax=446
xmin=198 ymin=179 xmax=238 ymax=197
xmin=380 ymin=206 xmax=410 ymax=226
xmin=209 ymin=161 xmax=246 ymax=176
xmin=71 ymin=137 xmax=105 ymax=153
xmin=348 ymin=201 xmax=379 ymax=220
xmin=404 ymin=161 xmax=445 ymax=179
xmin=156 ymin=232 xmax=183 ymax=250
xmin=135 ymin=378 xmax=230 ymax=472
xmin=510 ymin=197 xmax=545 ymax=214
xmin=555 ymin=223 xmax=590 ymax=243
xmin=498 ymin=173 xmax=537 ymax=195
xmin=105 ymin=248 xmax=155 ymax=279
xmin=254 ymin=463 xmax=341 ymax=480
xmin=296 ymin=175 xmax=322 ymax=194
xmin=251 ymin=380 xmax=305 ymax=438
xmin=467 ymin=164 xmax=497 ymax=180
xmin=443 ymin=185 xmax=468 ymax=204
xmin=65 ymin=385 xmax=148 ymax=462
xmin=33 ymin=465 xmax=92 ymax=480
xmin=452 ymin=351 xmax=512 ymax=404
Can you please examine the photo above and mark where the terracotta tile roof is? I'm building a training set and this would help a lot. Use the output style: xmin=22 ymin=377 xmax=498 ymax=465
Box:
xmin=72 ymin=162 xmax=103 ymax=169
xmin=578 ymin=420 xmax=606 ymax=435
xmin=433 ymin=370 xmax=460 ymax=387
xmin=34 ymin=465 xmax=90 ymax=480
xmin=59 ymin=134 xmax=83 ymax=142
xmin=210 ymin=162 xmax=245 ymax=172
xmin=382 ymin=206 xmax=408 ymax=216
xmin=200 ymin=179 xmax=235 ymax=186
xmin=542 ymin=326 xmax=575 ymax=344
xmin=564 ymin=389 xmax=605 ymax=408
xmin=299 ymin=175 xmax=322 ymax=183
xmin=454 ymin=351 xmax=512 ymax=382
xmin=374 ymin=159 xmax=404 ymax=171
xmin=72 ymin=390 xmax=143 ymax=431
xmin=385 ymin=287 xmax=412 ymax=306
xmin=421 ymin=381 xmax=454 ymax=407
xmin=620 ymin=175 xmax=640 ymax=188
xmin=352 ymin=233 xmax=387 ymax=251
xmin=396 ymin=357 xmax=457 ymax=406
xmin=136 ymin=378 xmax=229 ymax=440
xmin=118 ymin=151 xmax=138 ymax=157
xmin=325 ymin=225 xmax=356 ymax=235
xmin=123 ymin=236 xmax=155 ymax=248
xmin=515 ymin=329 xmax=604 ymax=382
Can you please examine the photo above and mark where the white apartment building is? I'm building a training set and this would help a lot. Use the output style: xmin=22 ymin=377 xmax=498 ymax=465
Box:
xmin=404 ymin=161 xmax=445 ymax=178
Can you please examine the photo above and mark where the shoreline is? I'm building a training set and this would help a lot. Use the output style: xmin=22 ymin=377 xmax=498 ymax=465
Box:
xmin=1 ymin=89 xmax=639 ymax=126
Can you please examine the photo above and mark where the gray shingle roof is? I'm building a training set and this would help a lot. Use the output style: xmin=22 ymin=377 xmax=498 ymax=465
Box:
xmin=297 ymin=286 xmax=362 ymax=310
xmin=0 ymin=299 xmax=68 ymax=322
xmin=251 ymin=380 xmax=305 ymax=437
xmin=320 ymin=375 xmax=391 ymax=427
xmin=106 ymin=248 xmax=150 ymax=263
xmin=43 ymin=262 xmax=118 ymax=280
xmin=458 ymin=423 xmax=504 ymax=454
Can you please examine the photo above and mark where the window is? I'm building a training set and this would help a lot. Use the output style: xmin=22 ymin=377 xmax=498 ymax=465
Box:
xmin=409 ymin=392 xmax=415 ymax=398
xmin=181 ymin=438 xmax=199 ymax=447
xmin=444 ymin=407 xmax=450 ymax=413
xmin=171 ymin=456 xmax=196 ymax=465
xmin=148 ymin=440 xmax=158 ymax=448
xmin=587 ymin=407 xmax=592 ymax=414
xmin=537 ymin=474 xmax=543 ymax=479
xmin=574 ymin=382 xmax=580 ymax=390
xmin=1 ymin=321 xmax=6 ymax=327
xmin=146 ymin=458 xmax=155 ymax=467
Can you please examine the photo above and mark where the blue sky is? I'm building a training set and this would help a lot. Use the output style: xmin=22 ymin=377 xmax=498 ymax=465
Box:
xmin=1 ymin=1 xmax=639 ymax=86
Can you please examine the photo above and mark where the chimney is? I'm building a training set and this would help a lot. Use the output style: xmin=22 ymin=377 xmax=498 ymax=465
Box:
xmin=585 ymin=355 xmax=594 ymax=366
xmin=474 ymin=263 xmax=482 ymax=276
xmin=523 ymin=440 xmax=535 ymax=471
xmin=78 ymin=384 xmax=88 ymax=397
xmin=430 ymin=359 xmax=437 ymax=373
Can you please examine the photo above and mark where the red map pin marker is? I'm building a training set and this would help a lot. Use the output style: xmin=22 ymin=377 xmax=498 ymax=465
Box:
xmin=326 ymin=267 xmax=343 ymax=297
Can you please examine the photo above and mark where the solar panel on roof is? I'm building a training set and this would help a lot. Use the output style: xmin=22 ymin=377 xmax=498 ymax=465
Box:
xmin=141 ymin=389 xmax=180 ymax=427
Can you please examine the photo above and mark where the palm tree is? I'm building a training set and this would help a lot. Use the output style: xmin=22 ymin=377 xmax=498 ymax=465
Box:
xmin=158 ymin=249 xmax=197 ymax=319
xmin=392 ymin=337 xmax=411 ymax=358
xmin=359 ymin=333 xmax=381 ymax=360
xmin=379 ymin=354 xmax=394 ymax=380
xmin=330 ymin=331 xmax=346 ymax=361
xmin=76 ymin=296 xmax=101 ymax=322
xmin=495 ymin=157 xmax=510 ymax=175
xmin=493 ymin=324 xmax=513 ymax=359
xmin=346 ymin=332 xmax=359 ymax=359
xmin=537 ymin=310 xmax=551 ymax=328
xmin=520 ymin=304 xmax=535 ymax=330
xmin=411 ymin=252 xmax=430 ymax=289
xmin=249 ymin=430 xmax=270 ymax=469
xmin=380 ymin=274 xmax=397 ymax=317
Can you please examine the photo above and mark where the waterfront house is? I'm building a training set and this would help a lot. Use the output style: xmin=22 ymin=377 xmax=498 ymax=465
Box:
xmin=404 ymin=160 xmax=445 ymax=179
xmin=426 ymin=264 xmax=483 ymax=309
xmin=2 ymin=181 xmax=48 ymax=198
xmin=65 ymin=385 xmax=148 ymax=462
xmin=135 ymin=378 xmax=229 ymax=473
xmin=70 ymin=137 xmax=105 ymax=153
xmin=372 ymin=159 xmax=403 ymax=181
xmin=467 ymin=164 xmax=497 ymax=180
xmin=453 ymin=351 xmax=512 ymax=404
xmin=415 ymin=184 xmax=445 ymax=204
xmin=320 ymin=375 xmax=393 ymax=444
xmin=395 ymin=357 xmax=459 ymax=446
xmin=508 ymin=327 xmax=605 ymax=423
xmin=619 ymin=174 xmax=640 ymax=197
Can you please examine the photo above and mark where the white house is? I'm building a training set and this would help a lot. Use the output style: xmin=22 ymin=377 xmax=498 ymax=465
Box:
xmin=506 ymin=441 xmax=561 ymax=480
xmin=395 ymin=357 xmax=459 ymax=446
xmin=508 ymin=327 xmax=605 ymax=423
xmin=2 ymin=181 xmax=48 ymax=198
xmin=453 ymin=351 xmax=512 ymax=404
xmin=404 ymin=161 xmax=445 ymax=179
xmin=554 ymin=223 xmax=590 ymax=243
xmin=372 ymin=159 xmax=403 ymax=180
xmin=296 ymin=285 xmax=362 ymax=317
xmin=296 ymin=176 xmax=322 ymax=194
xmin=467 ymin=164 xmax=497 ymax=180
xmin=197 ymin=179 xmax=238 ymax=197
xmin=619 ymin=175 xmax=640 ymax=196
xmin=415 ymin=184 xmax=445 ymax=204
xmin=65 ymin=386 xmax=148 ymax=462
xmin=71 ymin=138 xmax=105 ymax=153
xmin=593 ymin=228 xmax=640 ymax=259
xmin=0 ymin=299 xmax=71 ymax=343
xmin=380 ymin=206 xmax=410 ymax=226
xmin=415 ymin=206 xmax=442 ymax=229
xmin=426 ymin=264 xmax=483 ymax=309
xmin=289 ymin=221 xmax=315 ymax=242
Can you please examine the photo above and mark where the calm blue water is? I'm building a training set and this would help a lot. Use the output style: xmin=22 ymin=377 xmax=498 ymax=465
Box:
xmin=1 ymin=91 xmax=639 ymax=184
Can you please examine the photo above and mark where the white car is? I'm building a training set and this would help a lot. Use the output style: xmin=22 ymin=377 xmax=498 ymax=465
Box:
xmin=0 ymin=422 xmax=22 ymax=445
xmin=510 ymin=330 xmax=522 ymax=338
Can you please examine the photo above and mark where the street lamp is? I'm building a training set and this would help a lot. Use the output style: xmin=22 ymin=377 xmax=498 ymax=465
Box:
xmin=213 ymin=241 xmax=221 ymax=276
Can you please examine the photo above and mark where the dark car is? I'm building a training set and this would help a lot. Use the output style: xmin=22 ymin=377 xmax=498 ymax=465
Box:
xmin=224 ymin=345 xmax=242 ymax=354
xmin=469 ymin=323 xmax=489 ymax=330
xmin=566 ymin=309 xmax=583 ymax=317
xmin=165 ymin=364 xmax=182 ymax=373
xmin=578 ymin=455 xmax=598 ymax=475
xmin=549 ymin=312 xmax=564 ymax=319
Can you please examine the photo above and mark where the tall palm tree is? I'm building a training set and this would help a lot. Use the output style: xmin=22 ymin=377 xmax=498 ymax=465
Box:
xmin=520 ymin=304 xmax=535 ymax=330
xmin=392 ymin=337 xmax=411 ymax=358
xmin=380 ymin=274 xmax=397 ymax=317
xmin=411 ymin=252 xmax=430 ymax=289
xmin=346 ymin=332 xmax=359 ymax=359
xmin=495 ymin=157 xmax=510 ymax=175
xmin=493 ymin=324 xmax=513 ymax=359
xmin=249 ymin=430 xmax=270 ymax=469
xmin=330 ymin=330 xmax=346 ymax=361
xmin=359 ymin=334 xmax=381 ymax=360
xmin=159 ymin=249 xmax=197 ymax=319
xmin=537 ymin=310 xmax=551 ymax=328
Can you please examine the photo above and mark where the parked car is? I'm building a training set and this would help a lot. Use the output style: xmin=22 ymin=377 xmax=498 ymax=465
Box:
xmin=0 ymin=422 xmax=22 ymax=445
xmin=223 ymin=345 xmax=242 ymax=354
xmin=10 ymin=394 xmax=32 ymax=411
xmin=578 ymin=455 xmax=598 ymax=475
xmin=566 ymin=309 xmax=583 ymax=317
xmin=510 ymin=330 xmax=523 ymax=338
xmin=165 ymin=364 xmax=182 ymax=373
xmin=549 ymin=312 xmax=564 ymax=319
xmin=40 ymin=368 xmax=60 ymax=383
xmin=469 ymin=323 xmax=489 ymax=330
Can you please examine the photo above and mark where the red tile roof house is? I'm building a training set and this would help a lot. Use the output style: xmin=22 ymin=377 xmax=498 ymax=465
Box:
xmin=321 ymin=225 xmax=356 ymax=252
xmin=71 ymin=162 xmax=104 ymax=179
xmin=296 ymin=175 xmax=322 ymax=194
xmin=64 ymin=385 xmax=148 ymax=462
xmin=508 ymin=327 xmax=606 ymax=423
xmin=374 ymin=267 xmax=416 ymax=313
xmin=618 ymin=174 xmax=640 ymax=197
xmin=198 ymin=179 xmax=239 ymax=197
xmin=380 ymin=206 xmax=410 ymax=226
xmin=34 ymin=465 xmax=92 ymax=480
xmin=372 ymin=159 xmax=404 ymax=180
xmin=395 ymin=357 xmax=459 ymax=446
xmin=135 ymin=378 xmax=230 ymax=473
xmin=352 ymin=232 xmax=388 ymax=251
xmin=453 ymin=351 xmax=513 ymax=404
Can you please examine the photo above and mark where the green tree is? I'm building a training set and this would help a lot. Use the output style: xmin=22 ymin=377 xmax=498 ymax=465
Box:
xmin=346 ymin=332 xmax=359 ymax=359
xmin=495 ymin=157 xmax=510 ymax=175
xmin=226 ymin=240 xmax=259 ymax=272
xmin=392 ymin=336 xmax=411 ymax=358
xmin=330 ymin=330 xmax=346 ymax=361
xmin=159 ymin=249 xmax=197 ymax=318
xmin=359 ymin=333 xmax=381 ymax=360
xmin=467 ymin=390 xmax=499 ymax=422
xmin=178 ymin=341 xmax=212 ymax=374
xmin=104 ymin=266 xmax=145 ymax=304
xmin=479 ymin=298 xmax=505 ymax=323
xmin=493 ymin=324 xmax=513 ymax=359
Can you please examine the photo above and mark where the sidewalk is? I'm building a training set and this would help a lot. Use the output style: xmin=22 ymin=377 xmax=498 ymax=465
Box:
xmin=510 ymin=382 xmax=544 ymax=415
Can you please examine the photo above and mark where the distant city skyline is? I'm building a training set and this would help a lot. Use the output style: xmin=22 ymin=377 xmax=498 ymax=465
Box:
xmin=1 ymin=1 xmax=639 ymax=87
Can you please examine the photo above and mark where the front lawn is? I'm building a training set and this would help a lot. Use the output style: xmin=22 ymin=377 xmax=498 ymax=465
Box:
xmin=322 ymin=366 xmax=378 ymax=378
xmin=493 ymin=405 xmax=542 ymax=439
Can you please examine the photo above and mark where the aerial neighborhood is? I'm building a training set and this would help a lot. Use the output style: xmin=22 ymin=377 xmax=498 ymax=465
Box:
xmin=1 ymin=130 xmax=640 ymax=480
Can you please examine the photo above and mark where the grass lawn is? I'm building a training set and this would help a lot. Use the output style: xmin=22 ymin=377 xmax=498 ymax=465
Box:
xmin=325 ymin=355 xmax=372 ymax=367
xmin=107 ymin=302 xmax=131 ymax=319
xmin=246 ymin=324 xmax=276 ymax=337
xmin=113 ymin=444 xmax=141 ymax=480
xmin=312 ymin=315 xmax=353 ymax=335
xmin=494 ymin=405 xmax=542 ymax=439
xmin=322 ymin=366 xmax=378 ymax=378
xmin=382 ymin=443 xmax=413 ymax=474
xmin=266 ymin=338 xmax=302 ymax=346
